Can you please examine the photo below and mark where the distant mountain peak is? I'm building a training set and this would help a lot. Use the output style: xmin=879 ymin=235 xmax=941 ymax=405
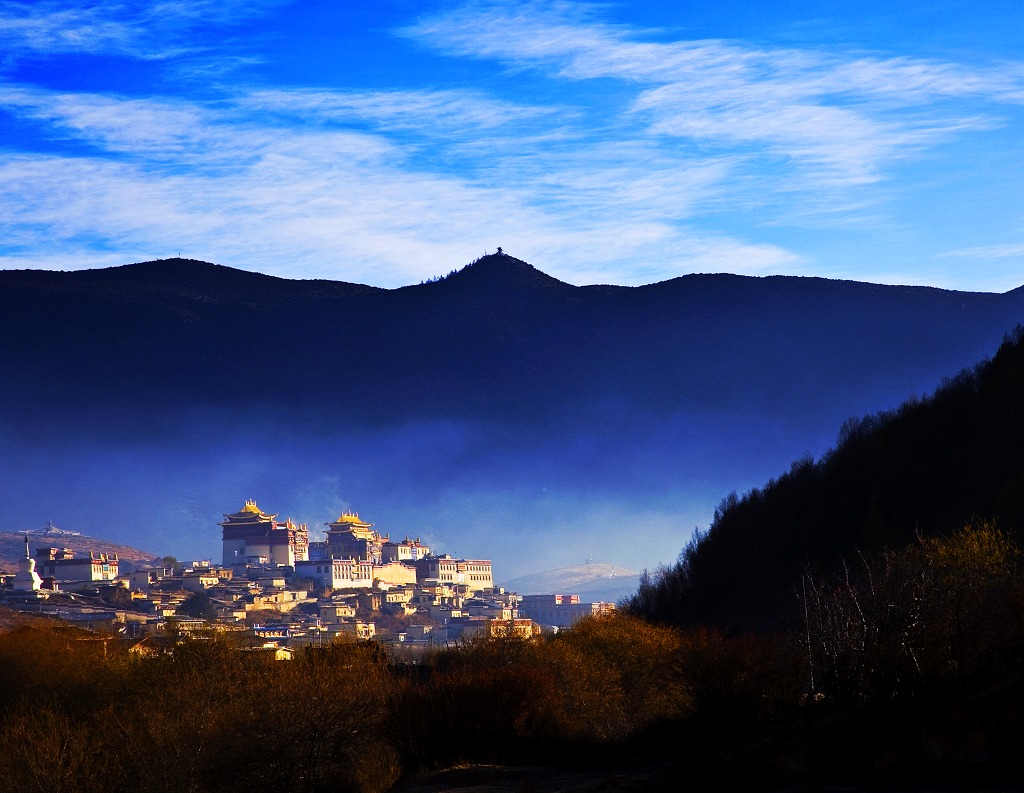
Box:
xmin=436 ymin=252 xmax=575 ymax=295
xmin=24 ymin=520 xmax=81 ymax=537
xmin=498 ymin=562 xmax=640 ymax=603
xmin=463 ymin=251 xmax=539 ymax=274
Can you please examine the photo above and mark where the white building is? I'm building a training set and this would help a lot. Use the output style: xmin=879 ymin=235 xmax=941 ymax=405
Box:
xmin=294 ymin=558 xmax=373 ymax=589
xmin=414 ymin=555 xmax=493 ymax=594
xmin=517 ymin=594 xmax=615 ymax=628
xmin=35 ymin=547 xmax=118 ymax=583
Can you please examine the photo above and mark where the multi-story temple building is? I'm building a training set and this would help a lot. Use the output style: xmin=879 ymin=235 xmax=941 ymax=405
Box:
xmin=321 ymin=512 xmax=431 ymax=565
xmin=324 ymin=512 xmax=383 ymax=563
xmin=220 ymin=500 xmax=309 ymax=567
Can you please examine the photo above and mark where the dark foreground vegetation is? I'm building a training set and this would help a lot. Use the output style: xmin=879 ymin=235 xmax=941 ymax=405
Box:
xmin=0 ymin=615 xmax=691 ymax=793
xmin=2 ymin=533 xmax=1022 ymax=793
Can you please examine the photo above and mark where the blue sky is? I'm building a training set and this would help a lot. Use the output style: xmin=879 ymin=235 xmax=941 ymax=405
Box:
xmin=1 ymin=0 xmax=1022 ymax=290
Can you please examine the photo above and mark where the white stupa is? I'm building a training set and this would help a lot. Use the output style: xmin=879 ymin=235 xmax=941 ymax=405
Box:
xmin=11 ymin=535 xmax=46 ymax=599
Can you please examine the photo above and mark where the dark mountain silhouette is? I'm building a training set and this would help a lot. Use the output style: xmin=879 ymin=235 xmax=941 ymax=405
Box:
xmin=5 ymin=254 xmax=1023 ymax=431
xmin=626 ymin=326 xmax=1024 ymax=632
xmin=2 ymin=252 xmax=1024 ymax=572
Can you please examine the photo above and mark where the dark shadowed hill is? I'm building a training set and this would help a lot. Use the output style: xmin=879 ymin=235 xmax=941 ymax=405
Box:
xmin=625 ymin=327 xmax=1024 ymax=632
xmin=2 ymin=253 xmax=1024 ymax=572
xmin=4 ymin=254 xmax=1024 ymax=433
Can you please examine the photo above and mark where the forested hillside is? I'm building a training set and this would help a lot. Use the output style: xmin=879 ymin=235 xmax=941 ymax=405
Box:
xmin=627 ymin=326 xmax=1024 ymax=632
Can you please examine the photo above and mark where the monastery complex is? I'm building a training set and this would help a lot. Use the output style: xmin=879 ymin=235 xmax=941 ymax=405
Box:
xmin=1 ymin=501 xmax=614 ymax=652
xmin=218 ymin=501 xmax=493 ymax=594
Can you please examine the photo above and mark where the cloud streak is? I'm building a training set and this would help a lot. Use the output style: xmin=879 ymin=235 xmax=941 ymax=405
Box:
xmin=941 ymin=243 xmax=1024 ymax=260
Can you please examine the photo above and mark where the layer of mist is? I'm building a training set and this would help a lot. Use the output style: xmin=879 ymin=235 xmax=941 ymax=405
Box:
xmin=3 ymin=256 xmax=1023 ymax=580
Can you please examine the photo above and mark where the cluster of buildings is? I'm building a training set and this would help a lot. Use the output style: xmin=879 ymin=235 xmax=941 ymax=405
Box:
xmin=4 ymin=535 xmax=120 ymax=597
xmin=1 ymin=502 xmax=615 ymax=653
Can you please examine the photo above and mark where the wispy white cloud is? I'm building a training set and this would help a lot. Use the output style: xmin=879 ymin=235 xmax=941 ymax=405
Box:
xmin=401 ymin=1 xmax=1024 ymax=191
xmin=0 ymin=0 xmax=279 ymax=61
xmin=940 ymin=242 xmax=1024 ymax=260
xmin=243 ymin=89 xmax=560 ymax=134
xmin=402 ymin=2 xmax=1024 ymax=98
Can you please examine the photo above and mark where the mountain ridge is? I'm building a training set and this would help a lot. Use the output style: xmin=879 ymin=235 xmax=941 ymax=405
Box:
xmin=8 ymin=253 xmax=1016 ymax=298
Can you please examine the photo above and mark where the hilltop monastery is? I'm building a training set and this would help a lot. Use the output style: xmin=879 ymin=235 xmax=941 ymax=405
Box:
xmin=1 ymin=500 xmax=613 ymax=645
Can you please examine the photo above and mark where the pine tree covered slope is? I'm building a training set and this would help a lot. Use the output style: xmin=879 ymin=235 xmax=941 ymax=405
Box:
xmin=628 ymin=327 xmax=1024 ymax=632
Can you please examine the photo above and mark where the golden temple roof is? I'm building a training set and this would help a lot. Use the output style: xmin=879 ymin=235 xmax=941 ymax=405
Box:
xmin=222 ymin=499 xmax=278 ymax=522
xmin=331 ymin=511 xmax=372 ymax=527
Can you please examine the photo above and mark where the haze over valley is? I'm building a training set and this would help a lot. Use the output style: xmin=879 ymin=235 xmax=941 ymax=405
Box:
xmin=3 ymin=253 xmax=1023 ymax=579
